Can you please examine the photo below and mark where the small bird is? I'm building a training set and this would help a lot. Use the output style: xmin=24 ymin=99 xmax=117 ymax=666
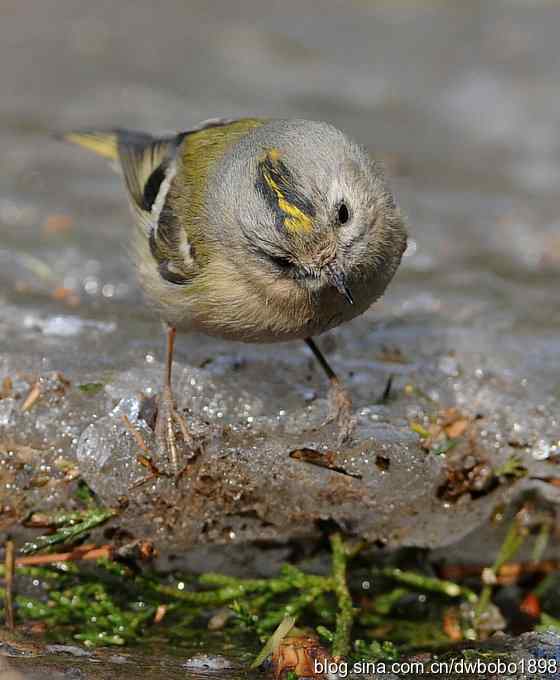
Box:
xmin=64 ymin=118 xmax=407 ymax=469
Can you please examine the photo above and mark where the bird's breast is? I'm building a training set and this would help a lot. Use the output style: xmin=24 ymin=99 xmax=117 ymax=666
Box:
xmin=179 ymin=262 xmax=380 ymax=343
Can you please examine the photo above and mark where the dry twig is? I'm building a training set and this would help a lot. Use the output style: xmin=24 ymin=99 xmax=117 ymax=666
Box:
xmin=4 ymin=540 xmax=15 ymax=630
xmin=15 ymin=544 xmax=113 ymax=566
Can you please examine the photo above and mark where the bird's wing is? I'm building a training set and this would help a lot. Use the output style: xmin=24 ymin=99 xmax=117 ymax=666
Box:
xmin=62 ymin=119 xmax=248 ymax=232
xmin=63 ymin=118 xmax=267 ymax=285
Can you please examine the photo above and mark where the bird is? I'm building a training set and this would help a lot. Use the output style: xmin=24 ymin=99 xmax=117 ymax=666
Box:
xmin=63 ymin=117 xmax=407 ymax=470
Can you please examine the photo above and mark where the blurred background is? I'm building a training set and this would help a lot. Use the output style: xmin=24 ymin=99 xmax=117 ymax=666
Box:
xmin=1 ymin=0 xmax=559 ymax=375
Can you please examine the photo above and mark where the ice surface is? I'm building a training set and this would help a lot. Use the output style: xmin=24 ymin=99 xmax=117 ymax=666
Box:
xmin=182 ymin=654 xmax=237 ymax=670
xmin=22 ymin=313 xmax=116 ymax=337
xmin=2 ymin=339 xmax=557 ymax=552
xmin=76 ymin=395 xmax=154 ymax=494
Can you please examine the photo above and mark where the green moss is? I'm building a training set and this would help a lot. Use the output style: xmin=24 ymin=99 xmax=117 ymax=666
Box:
xmin=374 ymin=567 xmax=477 ymax=604
xmin=3 ymin=496 xmax=550 ymax=673
xmin=494 ymin=455 xmax=528 ymax=479
xmin=77 ymin=382 xmax=105 ymax=396
xmin=20 ymin=508 xmax=116 ymax=555
xmin=537 ymin=612 xmax=560 ymax=633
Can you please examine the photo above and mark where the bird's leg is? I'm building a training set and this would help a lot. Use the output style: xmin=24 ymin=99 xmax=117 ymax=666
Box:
xmin=305 ymin=337 xmax=357 ymax=443
xmin=154 ymin=324 xmax=194 ymax=471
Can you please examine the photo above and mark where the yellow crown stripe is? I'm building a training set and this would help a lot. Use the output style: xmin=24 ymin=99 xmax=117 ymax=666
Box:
xmin=263 ymin=171 xmax=313 ymax=234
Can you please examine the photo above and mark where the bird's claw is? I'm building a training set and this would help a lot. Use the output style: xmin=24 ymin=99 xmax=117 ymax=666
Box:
xmin=154 ymin=386 xmax=196 ymax=473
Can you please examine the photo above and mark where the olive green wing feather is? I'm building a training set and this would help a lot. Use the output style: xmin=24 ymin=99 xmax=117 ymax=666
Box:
xmin=61 ymin=120 xmax=248 ymax=233
xmin=63 ymin=118 xmax=267 ymax=286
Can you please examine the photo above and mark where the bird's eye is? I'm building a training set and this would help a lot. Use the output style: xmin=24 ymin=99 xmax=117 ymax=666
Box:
xmin=337 ymin=202 xmax=350 ymax=225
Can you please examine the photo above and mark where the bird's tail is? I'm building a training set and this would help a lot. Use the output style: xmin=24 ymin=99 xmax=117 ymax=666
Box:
xmin=61 ymin=131 xmax=120 ymax=160
xmin=61 ymin=128 xmax=179 ymax=235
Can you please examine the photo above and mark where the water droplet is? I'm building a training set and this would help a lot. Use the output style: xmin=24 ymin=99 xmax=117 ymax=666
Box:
xmin=532 ymin=439 xmax=551 ymax=461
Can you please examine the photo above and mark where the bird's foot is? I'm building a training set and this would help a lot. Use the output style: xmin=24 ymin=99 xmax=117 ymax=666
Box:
xmin=325 ymin=379 xmax=357 ymax=445
xmin=154 ymin=385 xmax=197 ymax=474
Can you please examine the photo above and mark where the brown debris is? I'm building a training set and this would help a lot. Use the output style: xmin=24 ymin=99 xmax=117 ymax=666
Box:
xmin=41 ymin=213 xmax=74 ymax=235
xmin=317 ymin=476 xmax=364 ymax=505
xmin=439 ymin=559 xmax=560 ymax=584
xmin=0 ymin=377 xmax=13 ymax=400
xmin=0 ymin=630 xmax=43 ymax=658
xmin=413 ymin=408 xmax=500 ymax=503
xmin=20 ymin=372 xmax=71 ymax=412
xmin=520 ymin=593 xmax=541 ymax=618
xmin=51 ymin=287 xmax=80 ymax=307
xmin=121 ymin=415 xmax=168 ymax=488
xmin=536 ymin=477 xmax=560 ymax=487
xmin=153 ymin=604 xmax=167 ymax=624
xmin=23 ymin=512 xmax=58 ymax=528
xmin=51 ymin=372 xmax=71 ymax=396
xmin=25 ymin=622 xmax=48 ymax=636
xmin=375 ymin=455 xmax=390 ymax=471
xmin=0 ymin=505 xmax=20 ymax=534
xmin=445 ymin=418 xmax=469 ymax=439
xmin=437 ymin=459 xmax=494 ymax=503
xmin=376 ymin=345 xmax=409 ymax=364
xmin=15 ymin=544 xmax=114 ymax=566
xmin=20 ymin=382 xmax=41 ymax=412
xmin=115 ymin=538 xmax=157 ymax=562
xmin=442 ymin=607 xmax=462 ymax=642
xmin=289 ymin=447 xmax=362 ymax=479
xmin=13 ymin=539 xmax=156 ymax=567
xmin=122 ymin=415 xmax=151 ymax=457
xmin=207 ymin=607 xmax=234 ymax=631
xmin=53 ymin=456 xmax=81 ymax=482
xmin=0 ymin=442 xmax=44 ymax=466
xmin=440 ymin=408 xmax=470 ymax=436
xmin=130 ymin=456 xmax=164 ymax=489
xmin=271 ymin=635 xmax=332 ymax=679
xmin=414 ymin=408 xmax=474 ymax=454
xmin=4 ymin=540 xmax=15 ymax=630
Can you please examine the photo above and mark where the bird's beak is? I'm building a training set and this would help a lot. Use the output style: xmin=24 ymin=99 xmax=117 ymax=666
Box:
xmin=325 ymin=264 xmax=354 ymax=305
